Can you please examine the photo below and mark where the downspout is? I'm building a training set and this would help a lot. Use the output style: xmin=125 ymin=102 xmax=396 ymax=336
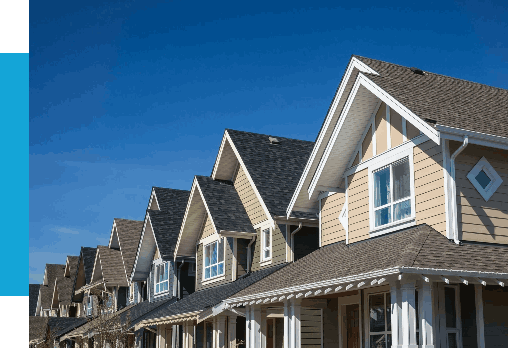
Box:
xmin=246 ymin=236 xmax=256 ymax=273
xmin=177 ymin=260 xmax=185 ymax=299
xmin=290 ymin=223 xmax=303 ymax=262
xmin=450 ymin=136 xmax=468 ymax=245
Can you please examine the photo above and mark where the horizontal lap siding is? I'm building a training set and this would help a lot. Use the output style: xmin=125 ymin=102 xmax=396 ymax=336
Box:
xmin=201 ymin=215 xmax=215 ymax=240
xmin=414 ymin=141 xmax=446 ymax=236
xmin=454 ymin=144 xmax=508 ymax=244
xmin=347 ymin=168 xmax=369 ymax=243
xmin=251 ymin=223 xmax=287 ymax=272
xmin=321 ymin=192 xmax=346 ymax=246
xmin=234 ymin=166 xmax=268 ymax=225
xmin=301 ymin=307 xmax=322 ymax=348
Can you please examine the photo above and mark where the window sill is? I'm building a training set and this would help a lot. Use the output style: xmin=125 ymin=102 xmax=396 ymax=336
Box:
xmin=370 ymin=217 xmax=416 ymax=237
xmin=153 ymin=290 xmax=170 ymax=297
xmin=202 ymin=275 xmax=225 ymax=286
xmin=260 ymin=258 xmax=272 ymax=267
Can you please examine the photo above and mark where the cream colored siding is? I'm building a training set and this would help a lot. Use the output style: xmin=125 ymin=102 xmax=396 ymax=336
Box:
xmin=250 ymin=223 xmax=287 ymax=272
xmin=233 ymin=165 xmax=268 ymax=225
xmin=347 ymin=168 xmax=370 ymax=243
xmin=362 ymin=125 xmax=373 ymax=161
xmin=301 ymin=307 xmax=322 ymax=348
xmin=320 ymin=192 xmax=346 ymax=246
xmin=407 ymin=121 xmax=420 ymax=140
xmin=414 ymin=140 xmax=446 ymax=235
xmin=375 ymin=104 xmax=387 ymax=155
xmin=200 ymin=214 xmax=215 ymax=240
xmin=196 ymin=237 xmax=235 ymax=291
xmin=390 ymin=109 xmax=404 ymax=148
xmin=453 ymin=144 xmax=508 ymax=244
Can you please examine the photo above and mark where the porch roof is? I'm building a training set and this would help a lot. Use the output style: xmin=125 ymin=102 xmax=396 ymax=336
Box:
xmin=227 ymin=224 xmax=508 ymax=303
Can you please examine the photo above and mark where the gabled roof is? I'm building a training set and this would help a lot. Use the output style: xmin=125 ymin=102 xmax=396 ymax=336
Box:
xmin=225 ymin=129 xmax=315 ymax=218
xmin=196 ymin=175 xmax=255 ymax=233
xmin=228 ymin=224 xmax=508 ymax=300
xmin=112 ymin=218 xmax=144 ymax=277
xmin=29 ymin=284 xmax=41 ymax=316
xmin=354 ymin=55 xmax=508 ymax=139
xmin=152 ymin=187 xmax=190 ymax=211
xmin=93 ymin=246 xmax=128 ymax=287
xmin=75 ymin=247 xmax=97 ymax=286
xmin=52 ymin=256 xmax=79 ymax=307
xmin=40 ymin=264 xmax=65 ymax=309
xmin=30 ymin=316 xmax=87 ymax=343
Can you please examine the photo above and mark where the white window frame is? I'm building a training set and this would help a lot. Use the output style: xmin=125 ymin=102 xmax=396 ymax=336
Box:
xmin=203 ymin=238 xmax=225 ymax=281
xmin=438 ymin=284 xmax=463 ymax=348
xmin=368 ymin=148 xmax=416 ymax=237
xmin=366 ymin=291 xmax=392 ymax=348
xmin=466 ymin=157 xmax=503 ymax=202
xmin=86 ymin=296 xmax=93 ymax=316
xmin=261 ymin=227 xmax=272 ymax=262
xmin=153 ymin=260 xmax=170 ymax=296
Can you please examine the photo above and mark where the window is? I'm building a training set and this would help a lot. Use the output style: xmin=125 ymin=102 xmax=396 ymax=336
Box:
xmin=368 ymin=292 xmax=391 ymax=348
xmin=467 ymin=157 xmax=503 ymax=201
xmin=443 ymin=286 xmax=461 ymax=348
xmin=372 ymin=157 xmax=413 ymax=229
xmin=86 ymin=296 xmax=93 ymax=316
xmin=154 ymin=262 xmax=169 ymax=294
xmin=261 ymin=228 xmax=271 ymax=261
xmin=204 ymin=238 xmax=224 ymax=280
xmin=129 ymin=282 xmax=135 ymax=301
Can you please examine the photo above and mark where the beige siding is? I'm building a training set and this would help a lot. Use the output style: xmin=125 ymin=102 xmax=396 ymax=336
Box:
xmin=250 ymin=223 xmax=287 ymax=272
xmin=407 ymin=121 xmax=420 ymax=140
xmin=301 ymin=307 xmax=322 ymax=348
xmin=233 ymin=165 xmax=268 ymax=225
xmin=362 ymin=125 xmax=373 ymax=161
xmin=390 ymin=109 xmax=404 ymax=148
xmin=375 ymin=103 xmax=387 ymax=155
xmin=200 ymin=214 xmax=215 ymax=240
xmin=347 ymin=168 xmax=369 ymax=243
xmin=196 ymin=237 xmax=235 ymax=291
xmin=320 ymin=192 xmax=346 ymax=246
xmin=453 ymin=144 xmax=508 ymax=244
xmin=414 ymin=140 xmax=446 ymax=236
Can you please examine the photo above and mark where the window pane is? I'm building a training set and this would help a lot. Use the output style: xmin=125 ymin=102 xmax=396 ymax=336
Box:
xmin=211 ymin=265 xmax=217 ymax=277
xmin=374 ymin=167 xmax=391 ymax=208
xmin=264 ymin=229 xmax=270 ymax=248
xmin=369 ymin=294 xmax=386 ymax=332
xmin=385 ymin=293 xmax=391 ymax=331
xmin=393 ymin=199 xmax=411 ymax=221
xmin=370 ymin=334 xmax=385 ymax=348
xmin=163 ymin=281 xmax=168 ymax=291
xmin=218 ymin=262 xmax=224 ymax=275
xmin=447 ymin=333 xmax=457 ymax=348
xmin=265 ymin=249 xmax=270 ymax=259
xmin=164 ymin=263 xmax=168 ymax=281
xmin=386 ymin=334 xmax=392 ymax=348
xmin=445 ymin=287 xmax=457 ymax=328
xmin=156 ymin=284 xmax=159 ymax=293
xmin=205 ymin=267 xmax=210 ymax=279
xmin=475 ymin=169 xmax=491 ymax=189
xmin=205 ymin=245 xmax=211 ymax=267
xmin=375 ymin=206 xmax=391 ymax=227
xmin=218 ymin=239 xmax=224 ymax=263
xmin=211 ymin=243 xmax=218 ymax=265
xmin=393 ymin=159 xmax=410 ymax=201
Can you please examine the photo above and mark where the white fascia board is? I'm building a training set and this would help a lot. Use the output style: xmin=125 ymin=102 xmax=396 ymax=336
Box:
xmin=173 ymin=178 xmax=199 ymax=260
xmin=107 ymin=220 xmax=117 ymax=248
xmin=286 ymin=57 xmax=380 ymax=218
xmin=147 ymin=188 xmax=160 ymax=211
xmin=211 ymin=131 xmax=229 ymax=179
xmin=130 ymin=211 xmax=151 ymax=282
xmin=219 ymin=230 xmax=258 ymax=239
xmin=399 ymin=267 xmax=508 ymax=280
xmin=436 ymin=124 xmax=508 ymax=151
xmin=307 ymin=73 xmax=441 ymax=200
xmin=90 ymin=248 xmax=102 ymax=284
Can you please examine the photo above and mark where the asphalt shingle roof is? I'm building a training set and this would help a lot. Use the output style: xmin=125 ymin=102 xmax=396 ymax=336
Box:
xmin=77 ymin=247 xmax=97 ymax=285
xmin=40 ymin=264 xmax=65 ymax=309
xmin=114 ymin=218 xmax=144 ymax=277
xmin=29 ymin=284 xmax=41 ymax=316
xmin=96 ymin=246 xmax=129 ymax=287
xmin=226 ymin=129 xmax=315 ymax=219
xmin=30 ymin=316 xmax=87 ymax=343
xmin=138 ymin=264 xmax=285 ymax=323
xmin=230 ymin=224 xmax=508 ymax=299
xmin=153 ymin=187 xmax=191 ymax=212
xmin=196 ymin=175 xmax=255 ymax=233
xmin=354 ymin=55 xmax=508 ymax=138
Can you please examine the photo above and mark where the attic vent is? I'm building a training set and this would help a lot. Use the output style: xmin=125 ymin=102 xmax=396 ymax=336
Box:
xmin=269 ymin=137 xmax=280 ymax=145
xmin=410 ymin=67 xmax=425 ymax=75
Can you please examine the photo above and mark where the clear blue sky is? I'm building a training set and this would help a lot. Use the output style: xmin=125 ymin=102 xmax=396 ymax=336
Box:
xmin=29 ymin=0 xmax=507 ymax=283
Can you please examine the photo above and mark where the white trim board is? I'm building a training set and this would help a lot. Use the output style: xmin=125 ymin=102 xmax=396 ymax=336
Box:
xmin=437 ymin=124 xmax=508 ymax=151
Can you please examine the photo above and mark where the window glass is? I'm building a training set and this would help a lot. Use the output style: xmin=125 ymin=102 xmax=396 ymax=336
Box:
xmin=154 ymin=262 xmax=169 ymax=294
xmin=392 ymin=159 xmax=410 ymax=201
xmin=445 ymin=287 xmax=456 ymax=328
xmin=475 ymin=170 xmax=491 ymax=189
xmin=369 ymin=293 xmax=391 ymax=348
xmin=262 ymin=228 xmax=271 ymax=260
xmin=204 ymin=239 xmax=225 ymax=280
xmin=374 ymin=166 xmax=391 ymax=208
xmin=369 ymin=294 xmax=386 ymax=332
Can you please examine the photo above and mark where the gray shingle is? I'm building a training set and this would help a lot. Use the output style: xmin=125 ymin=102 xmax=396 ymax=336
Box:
xmin=29 ymin=284 xmax=41 ymax=316
xmin=97 ymin=245 xmax=129 ymax=287
xmin=114 ymin=218 xmax=144 ymax=277
xmin=230 ymin=224 xmax=508 ymax=299
xmin=153 ymin=187 xmax=191 ymax=212
xmin=40 ymin=264 xmax=65 ymax=309
xmin=196 ymin=175 xmax=255 ymax=233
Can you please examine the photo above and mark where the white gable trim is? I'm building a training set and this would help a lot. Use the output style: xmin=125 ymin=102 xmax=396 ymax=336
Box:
xmin=436 ymin=124 xmax=508 ymax=151
xmin=211 ymin=132 xmax=229 ymax=179
xmin=195 ymin=181 xmax=219 ymax=238
xmin=308 ymin=73 xmax=440 ymax=200
xmin=130 ymin=211 xmax=150 ymax=282
xmin=90 ymin=248 xmax=102 ymax=284
xmin=148 ymin=188 xmax=160 ymax=210
xmin=174 ymin=178 xmax=201 ymax=259
xmin=286 ymin=57 xmax=380 ymax=217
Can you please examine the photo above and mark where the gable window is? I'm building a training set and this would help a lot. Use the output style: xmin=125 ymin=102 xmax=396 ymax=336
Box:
xmin=371 ymin=156 xmax=413 ymax=229
xmin=261 ymin=228 xmax=271 ymax=261
xmin=154 ymin=262 xmax=169 ymax=294
xmin=467 ymin=157 xmax=503 ymax=201
xmin=86 ymin=296 xmax=93 ymax=316
xmin=204 ymin=238 xmax=224 ymax=280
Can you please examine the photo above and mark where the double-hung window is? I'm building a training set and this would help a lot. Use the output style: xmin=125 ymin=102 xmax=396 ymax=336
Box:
xmin=372 ymin=156 xmax=413 ymax=229
xmin=86 ymin=296 xmax=93 ymax=316
xmin=261 ymin=228 xmax=271 ymax=261
xmin=154 ymin=262 xmax=169 ymax=294
xmin=204 ymin=238 xmax=224 ymax=280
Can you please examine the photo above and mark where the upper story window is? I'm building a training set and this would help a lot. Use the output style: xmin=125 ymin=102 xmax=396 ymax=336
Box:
xmin=154 ymin=262 xmax=169 ymax=295
xmin=204 ymin=238 xmax=224 ymax=280
xmin=86 ymin=296 xmax=93 ymax=316
xmin=261 ymin=228 xmax=271 ymax=261
xmin=370 ymin=156 xmax=414 ymax=231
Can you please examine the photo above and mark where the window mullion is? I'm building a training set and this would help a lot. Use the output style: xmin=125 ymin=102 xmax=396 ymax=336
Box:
xmin=390 ymin=164 xmax=394 ymax=222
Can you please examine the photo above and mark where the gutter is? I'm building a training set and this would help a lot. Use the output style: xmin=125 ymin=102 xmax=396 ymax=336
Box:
xmin=450 ymin=136 xmax=468 ymax=245
xmin=290 ymin=223 xmax=303 ymax=262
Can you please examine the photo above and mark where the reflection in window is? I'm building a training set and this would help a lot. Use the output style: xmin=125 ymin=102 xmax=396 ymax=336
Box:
xmin=154 ymin=262 xmax=169 ymax=294
xmin=204 ymin=239 xmax=224 ymax=280
xmin=369 ymin=292 xmax=391 ymax=348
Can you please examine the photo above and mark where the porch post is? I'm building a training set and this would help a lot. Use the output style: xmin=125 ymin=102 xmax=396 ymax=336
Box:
xmin=213 ymin=318 xmax=217 ymax=348
xmin=390 ymin=284 xmax=401 ymax=348
xmin=245 ymin=306 xmax=251 ymax=348
xmin=475 ymin=285 xmax=486 ymax=348
xmin=400 ymin=281 xmax=417 ymax=348
xmin=419 ymin=282 xmax=434 ymax=348
xmin=253 ymin=306 xmax=262 ymax=348
xmin=261 ymin=308 xmax=267 ymax=348
xmin=189 ymin=322 xmax=196 ymax=348
xmin=217 ymin=316 xmax=227 ymax=348
xmin=283 ymin=300 xmax=291 ymax=348
xmin=228 ymin=315 xmax=237 ymax=348
xmin=290 ymin=299 xmax=301 ymax=348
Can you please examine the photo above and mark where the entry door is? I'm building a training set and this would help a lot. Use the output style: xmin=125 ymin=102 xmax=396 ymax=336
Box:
xmin=346 ymin=304 xmax=360 ymax=348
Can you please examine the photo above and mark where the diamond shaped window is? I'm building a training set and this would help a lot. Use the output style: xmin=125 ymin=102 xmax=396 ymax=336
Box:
xmin=466 ymin=157 xmax=503 ymax=201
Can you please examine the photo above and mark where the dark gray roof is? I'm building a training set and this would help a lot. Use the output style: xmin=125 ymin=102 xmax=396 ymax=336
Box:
xmin=41 ymin=264 xmax=65 ymax=309
xmin=97 ymin=245 xmax=129 ymax=287
xmin=53 ymin=317 xmax=88 ymax=339
xmin=153 ymin=187 xmax=191 ymax=212
xmin=196 ymin=175 xmax=255 ymax=233
xmin=226 ymin=129 xmax=315 ymax=218
xmin=354 ymin=55 xmax=508 ymax=138
xmin=147 ymin=189 xmax=190 ymax=261
xmin=29 ymin=284 xmax=41 ymax=316
xmin=29 ymin=316 xmax=48 ymax=342
xmin=230 ymin=224 xmax=508 ymax=299
xmin=138 ymin=264 xmax=285 ymax=323
xmin=76 ymin=247 xmax=97 ymax=285
xmin=114 ymin=218 xmax=144 ymax=277
xmin=30 ymin=316 xmax=87 ymax=343
xmin=56 ymin=277 xmax=75 ymax=306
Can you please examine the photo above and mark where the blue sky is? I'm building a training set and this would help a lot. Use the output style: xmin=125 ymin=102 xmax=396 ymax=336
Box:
xmin=29 ymin=0 xmax=507 ymax=283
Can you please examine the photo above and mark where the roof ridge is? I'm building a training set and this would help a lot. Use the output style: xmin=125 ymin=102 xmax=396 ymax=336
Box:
xmin=406 ymin=224 xmax=435 ymax=268
xmin=226 ymin=128 xmax=313 ymax=144
xmin=354 ymin=54 xmax=508 ymax=93
xmin=153 ymin=186 xmax=190 ymax=192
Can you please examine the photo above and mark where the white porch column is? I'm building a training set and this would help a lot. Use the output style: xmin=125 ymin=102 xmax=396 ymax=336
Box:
xmin=245 ymin=306 xmax=251 ymax=348
xmin=401 ymin=281 xmax=417 ymax=348
xmin=253 ymin=306 xmax=262 ymax=348
xmin=390 ymin=284 xmax=401 ymax=348
xmin=283 ymin=300 xmax=292 ymax=348
xmin=419 ymin=283 xmax=434 ymax=348
xmin=261 ymin=308 xmax=267 ymax=348
xmin=189 ymin=322 xmax=196 ymax=348
xmin=475 ymin=285 xmax=486 ymax=348
xmin=172 ymin=325 xmax=178 ymax=348
xmin=213 ymin=318 xmax=217 ymax=348
xmin=290 ymin=299 xmax=301 ymax=348
xmin=217 ymin=316 xmax=227 ymax=348
xmin=228 ymin=315 xmax=237 ymax=348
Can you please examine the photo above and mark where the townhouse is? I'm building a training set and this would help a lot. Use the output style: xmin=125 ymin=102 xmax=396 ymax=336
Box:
xmin=35 ymin=264 xmax=65 ymax=317
xmin=223 ymin=56 xmax=508 ymax=348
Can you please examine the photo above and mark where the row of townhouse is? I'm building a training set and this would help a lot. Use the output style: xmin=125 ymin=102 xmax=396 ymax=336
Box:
xmin=29 ymin=55 xmax=508 ymax=348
